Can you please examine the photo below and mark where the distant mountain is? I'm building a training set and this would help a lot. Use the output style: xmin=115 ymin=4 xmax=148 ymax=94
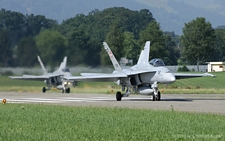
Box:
xmin=1 ymin=0 xmax=225 ymax=35
xmin=135 ymin=0 xmax=225 ymax=34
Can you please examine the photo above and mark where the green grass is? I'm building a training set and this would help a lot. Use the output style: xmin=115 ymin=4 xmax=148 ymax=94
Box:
xmin=0 ymin=104 xmax=225 ymax=141
xmin=0 ymin=76 xmax=43 ymax=87
xmin=1 ymin=72 xmax=225 ymax=94
xmin=167 ymin=72 xmax=219 ymax=89
xmin=0 ymin=104 xmax=224 ymax=141
xmin=1 ymin=73 xmax=225 ymax=140
xmin=0 ymin=76 xmax=121 ymax=93
xmin=158 ymin=72 xmax=225 ymax=94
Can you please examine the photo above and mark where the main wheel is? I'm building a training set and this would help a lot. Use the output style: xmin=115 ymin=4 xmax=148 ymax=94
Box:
xmin=66 ymin=88 xmax=70 ymax=93
xmin=152 ymin=95 xmax=156 ymax=101
xmin=68 ymin=88 xmax=70 ymax=93
xmin=42 ymin=87 xmax=46 ymax=93
xmin=157 ymin=91 xmax=161 ymax=101
xmin=116 ymin=91 xmax=122 ymax=101
xmin=62 ymin=89 xmax=65 ymax=93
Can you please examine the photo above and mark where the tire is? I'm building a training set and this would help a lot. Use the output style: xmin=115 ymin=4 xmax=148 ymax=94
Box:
xmin=66 ymin=88 xmax=70 ymax=93
xmin=68 ymin=88 xmax=70 ymax=93
xmin=152 ymin=95 xmax=156 ymax=101
xmin=42 ymin=87 xmax=46 ymax=93
xmin=157 ymin=91 xmax=161 ymax=101
xmin=116 ymin=91 xmax=122 ymax=101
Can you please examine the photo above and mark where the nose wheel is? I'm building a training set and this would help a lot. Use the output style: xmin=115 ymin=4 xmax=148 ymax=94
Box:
xmin=153 ymin=91 xmax=161 ymax=101
xmin=66 ymin=88 xmax=70 ymax=93
xmin=62 ymin=88 xmax=70 ymax=93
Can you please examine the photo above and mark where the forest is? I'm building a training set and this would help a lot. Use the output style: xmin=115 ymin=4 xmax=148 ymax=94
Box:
xmin=0 ymin=7 xmax=225 ymax=68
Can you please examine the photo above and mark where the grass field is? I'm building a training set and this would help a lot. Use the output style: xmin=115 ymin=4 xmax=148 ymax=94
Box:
xmin=0 ymin=104 xmax=224 ymax=140
xmin=1 ymin=72 xmax=224 ymax=94
xmin=1 ymin=73 xmax=225 ymax=140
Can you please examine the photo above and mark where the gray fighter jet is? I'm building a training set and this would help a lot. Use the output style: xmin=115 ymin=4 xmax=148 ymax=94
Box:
xmin=10 ymin=56 xmax=72 ymax=93
xmin=64 ymin=41 xmax=215 ymax=101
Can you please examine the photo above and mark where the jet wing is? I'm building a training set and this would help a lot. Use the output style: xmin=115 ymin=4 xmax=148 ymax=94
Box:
xmin=125 ymin=70 xmax=156 ymax=76
xmin=9 ymin=74 xmax=63 ymax=81
xmin=67 ymin=70 xmax=157 ymax=82
xmin=64 ymin=73 xmax=128 ymax=82
xmin=173 ymin=73 xmax=216 ymax=79
xmin=80 ymin=73 xmax=108 ymax=76
xmin=81 ymin=70 xmax=156 ymax=77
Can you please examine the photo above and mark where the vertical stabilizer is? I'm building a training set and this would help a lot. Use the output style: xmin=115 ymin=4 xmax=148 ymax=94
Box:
xmin=137 ymin=50 xmax=144 ymax=64
xmin=137 ymin=41 xmax=150 ymax=64
xmin=37 ymin=56 xmax=48 ymax=74
xmin=103 ymin=42 xmax=122 ymax=72
xmin=58 ymin=57 xmax=67 ymax=71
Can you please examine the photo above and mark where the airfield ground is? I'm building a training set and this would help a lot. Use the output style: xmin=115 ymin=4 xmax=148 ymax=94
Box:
xmin=1 ymin=92 xmax=225 ymax=114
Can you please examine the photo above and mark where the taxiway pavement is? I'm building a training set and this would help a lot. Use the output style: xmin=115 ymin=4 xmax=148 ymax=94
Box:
xmin=1 ymin=92 xmax=225 ymax=114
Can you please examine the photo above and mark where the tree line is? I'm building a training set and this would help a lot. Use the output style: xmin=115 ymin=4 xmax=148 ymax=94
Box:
xmin=0 ymin=7 xmax=225 ymax=69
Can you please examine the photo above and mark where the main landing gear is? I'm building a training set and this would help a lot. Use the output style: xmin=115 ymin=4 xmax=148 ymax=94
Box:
xmin=42 ymin=87 xmax=47 ymax=93
xmin=42 ymin=87 xmax=70 ymax=93
xmin=116 ymin=90 xmax=161 ymax=101
xmin=116 ymin=87 xmax=130 ymax=101
xmin=115 ymin=83 xmax=161 ymax=101
xmin=116 ymin=92 xmax=122 ymax=101
xmin=62 ymin=88 xmax=70 ymax=93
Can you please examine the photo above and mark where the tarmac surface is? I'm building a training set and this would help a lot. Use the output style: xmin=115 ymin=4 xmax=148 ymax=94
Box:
xmin=1 ymin=92 xmax=225 ymax=114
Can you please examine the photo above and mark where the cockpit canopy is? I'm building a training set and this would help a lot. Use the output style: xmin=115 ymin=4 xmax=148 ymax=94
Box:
xmin=149 ymin=58 xmax=165 ymax=67
xmin=62 ymin=67 xmax=70 ymax=72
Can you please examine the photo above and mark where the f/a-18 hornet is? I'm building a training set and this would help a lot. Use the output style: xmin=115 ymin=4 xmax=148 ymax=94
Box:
xmin=10 ymin=56 xmax=72 ymax=93
xmin=64 ymin=41 xmax=215 ymax=101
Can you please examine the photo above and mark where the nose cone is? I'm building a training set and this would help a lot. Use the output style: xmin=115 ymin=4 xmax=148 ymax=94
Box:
xmin=170 ymin=73 xmax=176 ymax=83
xmin=164 ymin=73 xmax=176 ymax=83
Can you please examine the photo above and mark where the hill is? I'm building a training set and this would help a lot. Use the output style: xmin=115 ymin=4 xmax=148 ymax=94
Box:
xmin=1 ymin=0 xmax=225 ymax=34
